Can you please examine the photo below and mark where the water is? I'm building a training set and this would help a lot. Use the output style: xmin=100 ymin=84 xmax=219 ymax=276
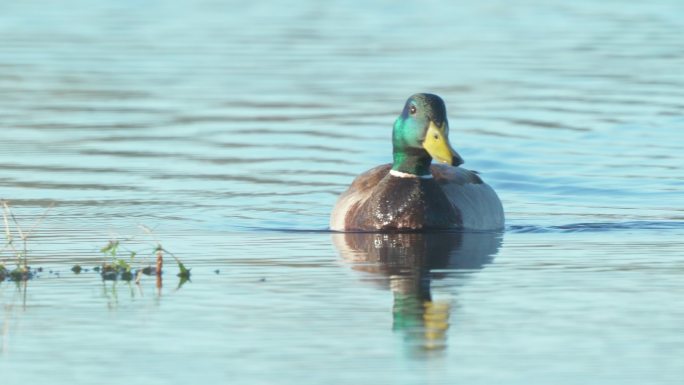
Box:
xmin=1 ymin=0 xmax=684 ymax=384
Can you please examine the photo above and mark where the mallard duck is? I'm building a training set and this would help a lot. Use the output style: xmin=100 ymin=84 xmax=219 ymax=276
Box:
xmin=330 ymin=93 xmax=504 ymax=232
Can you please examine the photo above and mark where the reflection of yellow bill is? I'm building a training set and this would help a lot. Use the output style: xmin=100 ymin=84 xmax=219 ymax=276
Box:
xmin=422 ymin=121 xmax=459 ymax=165
xmin=423 ymin=300 xmax=450 ymax=350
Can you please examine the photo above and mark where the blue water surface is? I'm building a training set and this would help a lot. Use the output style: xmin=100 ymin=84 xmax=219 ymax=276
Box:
xmin=1 ymin=1 xmax=683 ymax=384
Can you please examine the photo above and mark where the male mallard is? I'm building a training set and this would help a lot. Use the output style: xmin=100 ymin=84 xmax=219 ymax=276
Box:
xmin=330 ymin=93 xmax=504 ymax=232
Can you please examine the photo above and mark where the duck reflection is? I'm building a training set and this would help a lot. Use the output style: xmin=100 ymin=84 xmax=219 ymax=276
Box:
xmin=332 ymin=231 xmax=502 ymax=356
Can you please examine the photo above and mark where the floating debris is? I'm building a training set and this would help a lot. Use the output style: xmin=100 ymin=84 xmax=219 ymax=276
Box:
xmin=8 ymin=266 xmax=33 ymax=281
xmin=100 ymin=261 xmax=133 ymax=281
xmin=71 ymin=265 xmax=82 ymax=274
xmin=121 ymin=270 xmax=133 ymax=281
xmin=100 ymin=263 xmax=119 ymax=281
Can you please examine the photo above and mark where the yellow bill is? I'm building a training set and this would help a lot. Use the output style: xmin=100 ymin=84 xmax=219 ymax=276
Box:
xmin=422 ymin=121 xmax=463 ymax=166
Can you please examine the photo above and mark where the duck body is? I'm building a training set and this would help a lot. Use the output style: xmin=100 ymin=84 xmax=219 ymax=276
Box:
xmin=330 ymin=164 xmax=504 ymax=232
xmin=330 ymin=93 xmax=504 ymax=232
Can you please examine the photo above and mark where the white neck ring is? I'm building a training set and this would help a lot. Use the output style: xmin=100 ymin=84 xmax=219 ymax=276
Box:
xmin=389 ymin=169 xmax=433 ymax=179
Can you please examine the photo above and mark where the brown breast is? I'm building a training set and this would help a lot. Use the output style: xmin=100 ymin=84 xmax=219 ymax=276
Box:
xmin=345 ymin=174 xmax=462 ymax=231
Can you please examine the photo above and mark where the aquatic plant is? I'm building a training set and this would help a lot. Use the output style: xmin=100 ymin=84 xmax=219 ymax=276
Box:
xmin=140 ymin=225 xmax=191 ymax=281
xmin=0 ymin=200 xmax=191 ymax=285
xmin=97 ymin=233 xmax=190 ymax=286
xmin=1 ymin=200 xmax=52 ymax=281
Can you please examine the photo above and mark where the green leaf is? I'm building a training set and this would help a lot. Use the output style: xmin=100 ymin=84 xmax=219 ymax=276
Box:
xmin=176 ymin=261 xmax=191 ymax=279
xmin=100 ymin=240 xmax=120 ymax=257
xmin=114 ymin=258 xmax=131 ymax=272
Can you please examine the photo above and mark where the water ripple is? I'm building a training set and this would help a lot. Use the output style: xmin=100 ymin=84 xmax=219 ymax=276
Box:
xmin=509 ymin=221 xmax=684 ymax=233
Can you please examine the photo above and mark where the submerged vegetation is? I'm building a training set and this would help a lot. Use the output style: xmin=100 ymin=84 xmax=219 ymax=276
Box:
xmin=0 ymin=199 xmax=190 ymax=287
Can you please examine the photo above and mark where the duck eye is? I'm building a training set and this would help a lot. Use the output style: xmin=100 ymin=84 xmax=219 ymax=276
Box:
xmin=409 ymin=105 xmax=417 ymax=115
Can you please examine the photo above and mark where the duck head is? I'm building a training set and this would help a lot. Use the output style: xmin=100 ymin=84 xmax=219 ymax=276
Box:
xmin=392 ymin=93 xmax=463 ymax=176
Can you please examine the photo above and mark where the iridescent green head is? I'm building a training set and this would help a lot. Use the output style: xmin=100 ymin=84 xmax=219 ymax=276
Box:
xmin=391 ymin=93 xmax=463 ymax=176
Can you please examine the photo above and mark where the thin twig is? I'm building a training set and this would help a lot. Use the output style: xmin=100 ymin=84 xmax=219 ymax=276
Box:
xmin=138 ymin=224 xmax=161 ymax=244
xmin=1 ymin=201 xmax=19 ymax=258
xmin=1 ymin=200 xmax=55 ymax=268
xmin=160 ymin=247 xmax=182 ymax=264
xmin=2 ymin=201 xmax=24 ymax=241
xmin=24 ymin=202 xmax=55 ymax=239
xmin=2 ymin=201 xmax=13 ymax=244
